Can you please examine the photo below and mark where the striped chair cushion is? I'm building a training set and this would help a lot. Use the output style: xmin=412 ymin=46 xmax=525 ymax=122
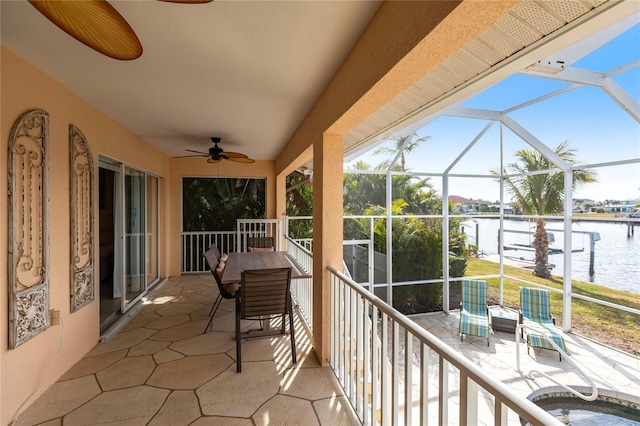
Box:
xmin=522 ymin=319 xmax=566 ymax=351
xmin=520 ymin=287 xmax=553 ymax=324
xmin=459 ymin=279 xmax=490 ymax=340
xmin=520 ymin=287 xmax=566 ymax=352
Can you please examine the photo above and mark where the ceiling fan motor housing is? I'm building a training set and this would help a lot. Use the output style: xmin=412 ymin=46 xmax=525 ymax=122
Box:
xmin=208 ymin=142 xmax=227 ymax=160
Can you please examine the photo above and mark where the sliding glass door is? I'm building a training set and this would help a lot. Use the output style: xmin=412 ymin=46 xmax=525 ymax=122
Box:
xmin=125 ymin=166 xmax=146 ymax=307
xmin=99 ymin=157 xmax=160 ymax=331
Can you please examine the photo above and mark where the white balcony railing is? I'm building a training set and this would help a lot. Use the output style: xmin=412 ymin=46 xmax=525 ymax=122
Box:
xmin=237 ymin=219 xmax=281 ymax=252
xmin=181 ymin=231 xmax=237 ymax=273
xmin=181 ymin=219 xmax=282 ymax=273
xmin=328 ymin=266 xmax=562 ymax=426
xmin=285 ymin=237 xmax=313 ymax=331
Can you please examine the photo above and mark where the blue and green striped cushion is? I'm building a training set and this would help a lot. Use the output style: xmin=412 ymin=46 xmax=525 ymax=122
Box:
xmin=520 ymin=287 xmax=553 ymax=324
xmin=459 ymin=280 xmax=490 ymax=340
xmin=522 ymin=318 xmax=566 ymax=351
xmin=520 ymin=287 xmax=566 ymax=352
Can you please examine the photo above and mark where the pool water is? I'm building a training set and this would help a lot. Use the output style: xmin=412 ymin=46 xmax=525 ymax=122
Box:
xmin=546 ymin=407 xmax=640 ymax=425
xmin=528 ymin=397 xmax=640 ymax=425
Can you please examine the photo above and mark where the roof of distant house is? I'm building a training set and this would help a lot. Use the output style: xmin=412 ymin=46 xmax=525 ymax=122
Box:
xmin=449 ymin=195 xmax=484 ymax=204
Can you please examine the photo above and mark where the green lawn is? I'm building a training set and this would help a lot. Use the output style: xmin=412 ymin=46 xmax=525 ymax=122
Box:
xmin=466 ymin=258 xmax=640 ymax=356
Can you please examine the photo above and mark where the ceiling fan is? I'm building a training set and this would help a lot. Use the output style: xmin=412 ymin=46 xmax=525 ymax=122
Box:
xmin=180 ymin=137 xmax=255 ymax=164
xmin=28 ymin=0 xmax=212 ymax=61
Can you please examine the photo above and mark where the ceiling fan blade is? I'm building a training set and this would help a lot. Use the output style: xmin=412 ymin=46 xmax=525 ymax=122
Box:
xmin=28 ymin=0 xmax=143 ymax=60
xmin=222 ymin=151 xmax=248 ymax=158
xmin=206 ymin=158 xmax=222 ymax=164
xmin=157 ymin=0 xmax=213 ymax=3
xmin=228 ymin=157 xmax=255 ymax=164
xmin=185 ymin=149 xmax=209 ymax=155
xmin=174 ymin=154 xmax=208 ymax=158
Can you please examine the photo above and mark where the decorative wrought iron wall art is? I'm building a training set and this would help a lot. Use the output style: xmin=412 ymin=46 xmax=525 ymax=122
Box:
xmin=70 ymin=125 xmax=94 ymax=312
xmin=8 ymin=110 xmax=50 ymax=348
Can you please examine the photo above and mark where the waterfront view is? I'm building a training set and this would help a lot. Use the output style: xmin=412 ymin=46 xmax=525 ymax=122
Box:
xmin=467 ymin=218 xmax=640 ymax=294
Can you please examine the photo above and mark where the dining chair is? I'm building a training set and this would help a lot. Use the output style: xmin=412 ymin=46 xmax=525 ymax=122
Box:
xmin=235 ymin=267 xmax=296 ymax=372
xmin=247 ymin=236 xmax=275 ymax=252
xmin=202 ymin=245 xmax=239 ymax=333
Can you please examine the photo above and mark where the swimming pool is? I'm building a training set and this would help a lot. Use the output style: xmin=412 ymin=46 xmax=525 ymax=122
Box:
xmin=522 ymin=388 xmax=640 ymax=425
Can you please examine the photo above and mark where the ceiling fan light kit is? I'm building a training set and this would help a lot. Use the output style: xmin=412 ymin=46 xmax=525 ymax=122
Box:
xmin=28 ymin=0 xmax=212 ymax=61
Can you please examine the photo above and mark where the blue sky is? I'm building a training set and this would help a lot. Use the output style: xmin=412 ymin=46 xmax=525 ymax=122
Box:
xmin=349 ymin=21 xmax=640 ymax=204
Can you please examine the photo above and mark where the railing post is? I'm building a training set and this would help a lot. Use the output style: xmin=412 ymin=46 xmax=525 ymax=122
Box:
xmin=404 ymin=328 xmax=413 ymax=426
xmin=381 ymin=313 xmax=389 ymax=425
xmin=363 ymin=300 xmax=371 ymax=426
xmin=460 ymin=372 xmax=478 ymax=426
xmin=420 ymin=344 xmax=429 ymax=426
xmin=495 ymin=400 xmax=508 ymax=426
xmin=392 ymin=321 xmax=400 ymax=426
xmin=371 ymin=305 xmax=379 ymax=425
xmin=439 ymin=358 xmax=448 ymax=426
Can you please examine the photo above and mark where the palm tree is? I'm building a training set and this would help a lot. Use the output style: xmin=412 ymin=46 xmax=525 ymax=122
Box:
xmin=500 ymin=141 xmax=597 ymax=278
xmin=373 ymin=133 xmax=432 ymax=171
xmin=343 ymin=161 xmax=437 ymax=215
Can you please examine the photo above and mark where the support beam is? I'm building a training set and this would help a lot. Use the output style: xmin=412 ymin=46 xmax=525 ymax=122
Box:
xmin=563 ymin=171 xmax=573 ymax=332
xmin=312 ymin=133 xmax=344 ymax=364
xmin=500 ymin=114 xmax=570 ymax=171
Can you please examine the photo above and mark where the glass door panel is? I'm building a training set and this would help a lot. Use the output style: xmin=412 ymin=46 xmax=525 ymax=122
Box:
xmin=124 ymin=166 xmax=146 ymax=309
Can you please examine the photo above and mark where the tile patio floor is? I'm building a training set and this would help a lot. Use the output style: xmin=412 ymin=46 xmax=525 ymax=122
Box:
xmin=16 ymin=275 xmax=360 ymax=426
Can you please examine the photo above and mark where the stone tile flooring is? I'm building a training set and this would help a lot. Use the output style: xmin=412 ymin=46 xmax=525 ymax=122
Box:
xmin=17 ymin=275 xmax=359 ymax=426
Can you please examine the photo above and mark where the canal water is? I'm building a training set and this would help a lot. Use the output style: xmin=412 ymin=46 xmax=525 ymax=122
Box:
xmin=465 ymin=218 xmax=640 ymax=294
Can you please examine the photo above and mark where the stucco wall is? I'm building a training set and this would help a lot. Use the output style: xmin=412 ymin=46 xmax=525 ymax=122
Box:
xmin=0 ymin=46 xmax=171 ymax=425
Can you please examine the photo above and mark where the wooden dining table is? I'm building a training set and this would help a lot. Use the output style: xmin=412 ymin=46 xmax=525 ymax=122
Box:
xmin=221 ymin=251 xmax=311 ymax=285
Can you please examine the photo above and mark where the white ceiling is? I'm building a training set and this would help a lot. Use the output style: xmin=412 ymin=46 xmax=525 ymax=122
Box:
xmin=1 ymin=0 xmax=381 ymax=160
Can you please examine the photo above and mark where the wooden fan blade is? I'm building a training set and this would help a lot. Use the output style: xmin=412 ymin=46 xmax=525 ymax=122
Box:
xmin=228 ymin=157 xmax=255 ymax=164
xmin=185 ymin=149 xmax=209 ymax=155
xmin=222 ymin=151 xmax=248 ymax=158
xmin=174 ymin=154 xmax=208 ymax=158
xmin=28 ymin=0 xmax=142 ymax=60
xmin=206 ymin=158 xmax=222 ymax=164
xmin=157 ymin=0 xmax=213 ymax=3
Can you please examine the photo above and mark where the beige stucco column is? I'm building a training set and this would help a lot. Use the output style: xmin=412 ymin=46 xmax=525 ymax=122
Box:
xmin=312 ymin=132 xmax=344 ymax=364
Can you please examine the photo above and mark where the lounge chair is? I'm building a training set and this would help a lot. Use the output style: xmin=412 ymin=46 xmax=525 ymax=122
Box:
xmin=458 ymin=279 xmax=491 ymax=346
xmin=519 ymin=287 xmax=566 ymax=360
